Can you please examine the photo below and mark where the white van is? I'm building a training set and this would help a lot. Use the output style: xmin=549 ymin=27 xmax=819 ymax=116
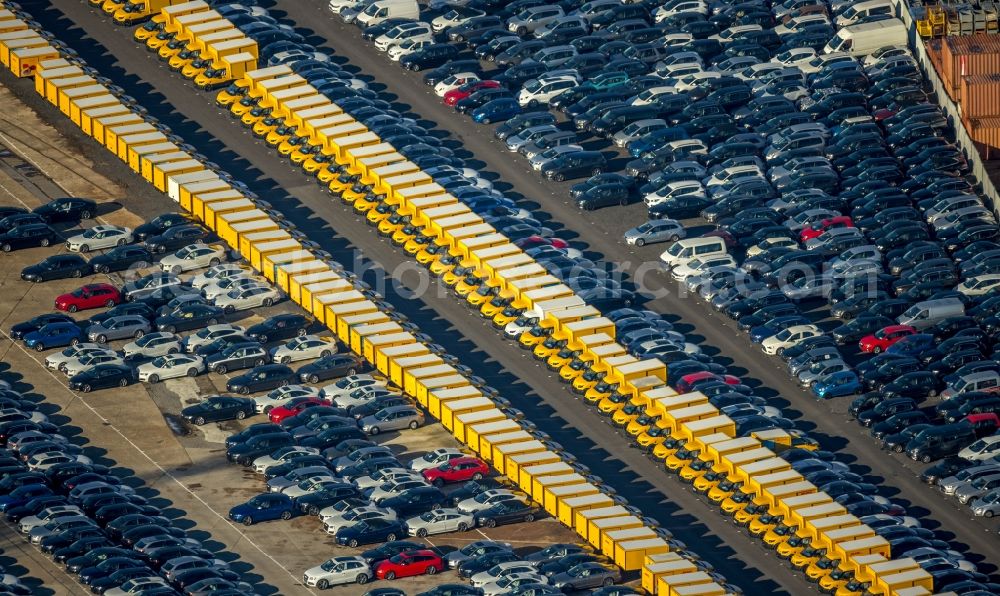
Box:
xmin=355 ymin=0 xmax=420 ymax=26
xmin=896 ymin=297 xmax=965 ymax=330
xmin=660 ymin=237 xmax=727 ymax=269
xmin=823 ymin=19 xmax=907 ymax=56
xmin=835 ymin=0 xmax=895 ymax=26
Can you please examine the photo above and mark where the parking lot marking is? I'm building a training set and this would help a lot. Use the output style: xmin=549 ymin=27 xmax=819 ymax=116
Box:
xmin=1 ymin=335 xmax=318 ymax=596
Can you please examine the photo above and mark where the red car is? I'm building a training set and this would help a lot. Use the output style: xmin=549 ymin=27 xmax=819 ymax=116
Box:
xmin=514 ymin=235 xmax=569 ymax=250
xmin=674 ymin=371 xmax=741 ymax=393
xmin=268 ymin=396 xmax=331 ymax=423
xmin=421 ymin=456 xmax=489 ymax=486
xmin=54 ymin=283 xmax=122 ymax=312
xmin=374 ymin=549 xmax=444 ymax=580
xmin=800 ymin=216 xmax=854 ymax=242
xmin=859 ymin=325 xmax=916 ymax=354
xmin=443 ymin=80 xmax=501 ymax=106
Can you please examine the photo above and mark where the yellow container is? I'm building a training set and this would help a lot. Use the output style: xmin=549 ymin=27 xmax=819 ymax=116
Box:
xmin=140 ymin=151 xmax=190 ymax=183
xmin=286 ymin=270 xmax=339 ymax=307
xmin=165 ymin=170 xmax=219 ymax=202
xmin=214 ymin=208 xmax=268 ymax=249
xmin=451 ymin=411 xmax=509 ymax=448
xmin=117 ymin=131 xmax=170 ymax=161
xmin=490 ymin=438 xmax=546 ymax=475
xmin=153 ymin=159 xmax=203 ymax=192
xmin=503 ymin=450 xmax=560 ymax=487
xmin=401 ymin=363 xmax=453 ymax=398
xmin=202 ymin=198 xmax=254 ymax=232
xmin=450 ymin=403 xmax=505 ymax=444
xmin=238 ymin=229 xmax=289 ymax=262
xmin=68 ymin=94 xmax=118 ymax=127
xmin=416 ymin=374 xmax=470 ymax=411
xmin=287 ymin=102 xmax=341 ymax=131
xmin=124 ymin=141 xmax=175 ymax=174
xmin=178 ymin=179 xmax=231 ymax=212
xmin=10 ymin=45 xmax=59 ymax=77
xmin=643 ymin=559 xmax=698 ymax=593
xmin=587 ymin=515 xmax=642 ymax=549
xmin=105 ymin=122 xmax=158 ymax=152
xmin=91 ymin=113 xmax=142 ymax=144
xmin=657 ymin=571 xmax=714 ymax=596
xmin=59 ymin=84 xmax=108 ymax=116
xmin=275 ymin=259 xmax=328 ymax=295
xmin=557 ymin=493 xmax=615 ymax=529
xmin=35 ymin=65 xmax=84 ymax=96
xmin=434 ymin=395 xmax=492 ymax=432
xmin=80 ymin=105 xmax=130 ymax=137
xmin=602 ymin=526 xmax=656 ymax=558
xmin=0 ymin=34 xmax=47 ymax=67
xmin=536 ymin=474 xmax=589 ymax=511
xmin=373 ymin=341 xmax=426 ymax=376
xmin=344 ymin=141 xmax=396 ymax=170
xmin=574 ymin=505 xmax=629 ymax=538
xmin=327 ymin=301 xmax=380 ymax=336
xmin=544 ymin=481 xmax=599 ymax=517
xmin=248 ymin=238 xmax=301 ymax=272
xmin=519 ymin=462 xmax=575 ymax=495
xmin=389 ymin=353 xmax=442 ymax=388
xmin=353 ymin=324 xmax=406 ymax=358
xmin=671 ymin=582 xmax=725 ymax=596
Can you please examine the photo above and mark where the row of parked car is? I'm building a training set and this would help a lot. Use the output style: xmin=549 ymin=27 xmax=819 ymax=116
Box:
xmin=0 ymin=375 xmax=258 ymax=595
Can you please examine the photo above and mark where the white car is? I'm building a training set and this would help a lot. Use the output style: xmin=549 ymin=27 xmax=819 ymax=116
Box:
xmin=26 ymin=451 xmax=92 ymax=471
xmin=253 ymin=446 xmax=320 ymax=474
xmin=18 ymin=505 xmax=82 ymax=534
xmin=159 ymin=243 xmax=226 ymax=274
xmin=65 ymin=225 xmax=133 ymax=253
xmin=45 ymin=343 xmax=112 ymax=371
xmin=62 ymin=352 xmax=126 ymax=377
xmin=136 ymin=353 xmax=206 ymax=383
xmin=959 ymin=436 xmax=1000 ymax=462
xmin=271 ymin=335 xmax=339 ymax=364
xmin=302 ymin=556 xmax=372 ymax=589
xmin=320 ymin=374 xmax=387 ymax=400
xmin=253 ymin=385 xmax=321 ymax=414
xmin=284 ymin=477 xmax=341 ymax=498
xmin=374 ymin=22 xmax=433 ymax=52
xmin=190 ymin=263 xmax=249 ymax=289
xmin=333 ymin=385 xmax=395 ymax=409
xmin=405 ymin=508 xmax=475 ymax=537
xmin=457 ymin=490 xmax=520 ymax=513
xmin=388 ymin=38 xmax=432 ymax=61
xmin=213 ymin=285 xmax=282 ymax=313
xmin=481 ymin=573 xmax=548 ymax=596
xmin=323 ymin=507 xmax=397 ymax=534
xmin=671 ymin=255 xmax=738 ymax=282
xmin=352 ymin=469 xmax=424 ymax=491
xmin=761 ymin=325 xmax=824 ymax=356
xmin=201 ymin=275 xmax=269 ymax=300
xmin=408 ymin=448 xmax=467 ymax=472
xmin=181 ymin=324 xmax=246 ymax=352
xmin=958 ymin=273 xmax=1000 ymax=297
xmin=122 ymin=331 xmax=182 ymax=360
xmin=434 ymin=72 xmax=479 ymax=96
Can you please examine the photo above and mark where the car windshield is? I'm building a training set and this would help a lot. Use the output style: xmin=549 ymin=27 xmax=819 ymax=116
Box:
xmin=81 ymin=229 xmax=100 ymax=238
xmin=248 ymin=496 xmax=269 ymax=508
xmin=775 ymin=329 xmax=793 ymax=341
xmin=320 ymin=559 xmax=341 ymax=572
xmin=374 ymin=409 xmax=393 ymax=420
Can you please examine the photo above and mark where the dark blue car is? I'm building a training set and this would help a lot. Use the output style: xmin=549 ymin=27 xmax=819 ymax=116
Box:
xmin=228 ymin=493 xmax=295 ymax=526
xmin=472 ymin=98 xmax=521 ymax=124
xmin=23 ymin=322 xmax=84 ymax=352
xmin=0 ymin=484 xmax=54 ymax=512
xmin=886 ymin=333 xmax=936 ymax=357
xmin=334 ymin=517 xmax=407 ymax=547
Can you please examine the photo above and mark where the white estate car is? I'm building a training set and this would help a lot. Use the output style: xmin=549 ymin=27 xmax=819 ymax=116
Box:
xmin=159 ymin=243 xmax=226 ymax=274
xmin=271 ymin=335 xmax=339 ymax=364
xmin=65 ymin=225 xmax=133 ymax=253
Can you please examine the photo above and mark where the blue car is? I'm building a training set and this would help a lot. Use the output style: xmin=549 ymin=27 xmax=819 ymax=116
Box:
xmin=886 ymin=333 xmax=936 ymax=357
xmin=23 ymin=321 xmax=84 ymax=352
xmin=228 ymin=493 xmax=295 ymax=526
xmin=0 ymin=484 xmax=53 ymax=512
xmin=627 ymin=127 xmax=688 ymax=157
xmin=812 ymin=370 xmax=861 ymax=399
xmin=472 ymin=98 xmax=521 ymax=124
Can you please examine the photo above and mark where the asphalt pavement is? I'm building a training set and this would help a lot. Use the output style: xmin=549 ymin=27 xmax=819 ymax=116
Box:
xmin=17 ymin=1 xmax=816 ymax=593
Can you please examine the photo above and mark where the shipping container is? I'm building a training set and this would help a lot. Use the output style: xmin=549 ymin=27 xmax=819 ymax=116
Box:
xmin=352 ymin=323 xmax=405 ymax=359
xmin=402 ymin=363 xmax=455 ymax=399
xmin=643 ymin=559 xmax=698 ymax=593
xmin=202 ymin=198 xmax=254 ymax=233
xmin=960 ymin=73 xmax=1000 ymax=119
xmin=238 ymin=229 xmax=289 ymax=263
xmin=505 ymin=450 xmax=561 ymax=488
xmin=117 ymin=131 xmax=171 ymax=162
xmin=104 ymin=122 xmax=157 ymax=154
xmin=601 ymin=526 xmax=656 ymax=558
xmin=285 ymin=269 xmax=339 ymax=306
xmin=275 ymin=259 xmax=328 ymax=296
xmin=491 ymin=437 xmax=548 ymax=474
xmin=872 ymin=568 xmax=933 ymax=596
xmin=214 ymin=208 xmax=268 ymax=249
xmin=336 ymin=311 xmax=389 ymax=345
xmin=574 ymin=505 xmax=630 ymax=538
xmin=656 ymin=571 xmax=714 ymax=596
xmin=9 ymin=44 xmax=58 ymax=77
xmin=80 ymin=104 xmax=131 ymax=137
xmin=587 ymin=515 xmax=643 ymax=549
xmin=0 ymin=33 xmax=47 ymax=68
xmin=374 ymin=342 xmax=427 ymax=377
xmin=615 ymin=537 xmax=671 ymax=572
xmin=533 ymin=472 xmax=587 ymax=505
xmin=478 ymin=430 xmax=534 ymax=464
xmin=67 ymin=93 xmax=118 ymax=127
xmin=967 ymin=115 xmax=1000 ymax=160
xmin=940 ymin=34 xmax=1000 ymax=98
xmin=544 ymin=481 xmax=599 ymax=517
xmin=518 ymin=462 xmax=574 ymax=494
xmin=451 ymin=406 xmax=506 ymax=444
xmin=416 ymin=374 xmax=472 ymax=411
xmin=670 ymin=583 xmax=725 ymax=596
xmin=388 ymin=353 xmax=442 ymax=388
xmin=558 ymin=493 xmax=615 ymax=528
xmin=165 ymin=170 xmax=218 ymax=202
xmin=440 ymin=396 xmax=498 ymax=433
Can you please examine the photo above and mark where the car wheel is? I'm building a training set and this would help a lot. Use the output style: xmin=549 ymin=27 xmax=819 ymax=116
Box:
xmin=603 ymin=578 xmax=613 ymax=587
xmin=306 ymin=505 xmax=321 ymax=516
xmin=80 ymin=244 xmax=90 ymax=253
xmin=70 ymin=337 xmax=80 ymax=346
xmin=553 ymin=173 xmax=564 ymax=182
xmin=255 ymin=358 xmax=266 ymax=366
xmin=320 ymin=350 xmax=331 ymax=358
xmin=928 ymin=389 xmax=937 ymax=397
xmin=209 ymin=258 xmax=220 ymax=267
xmin=409 ymin=420 xmax=419 ymax=430
xmin=458 ymin=522 xmax=469 ymax=532
xmin=417 ymin=527 xmax=428 ymax=537
xmin=148 ymin=374 xmax=159 ymax=384
xmin=385 ymin=571 xmax=396 ymax=581
xmin=432 ymin=478 xmax=444 ymax=488
xmin=921 ymin=454 xmax=932 ymax=463
xmin=348 ymin=368 xmax=357 ymax=375
xmin=635 ymin=238 xmax=645 ymax=247
xmin=242 ymin=516 xmax=253 ymax=526
xmin=257 ymin=334 xmax=268 ymax=343
xmin=207 ymin=318 xmax=218 ymax=326
xmin=68 ymin=304 xmax=78 ymax=313
xmin=309 ymin=374 xmax=320 ymax=384
xmin=80 ymin=210 xmax=92 ymax=220
xmin=297 ymin=328 xmax=307 ymax=337
xmin=525 ymin=513 xmax=535 ymax=522
xmin=168 ymin=347 xmax=178 ymax=354
xmin=225 ymin=305 xmax=235 ymax=314
xmin=34 ymin=343 xmax=45 ymax=352
xmin=215 ymin=365 xmax=227 ymax=374
xmin=240 ymin=386 xmax=250 ymax=395
xmin=872 ymin=346 xmax=881 ymax=353
xmin=40 ymin=237 xmax=51 ymax=247
xmin=317 ymin=579 xmax=329 ymax=590
xmin=166 ymin=326 xmax=176 ymax=334
xmin=117 ymin=239 xmax=126 ymax=246
xmin=136 ymin=329 xmax=147 ymax=339
xmin=171 ymin=266 xmax=181 ymax=275
xmin=262 ymin=298 xmax=273 ymax=307
xmin=369 ymin=426 xmax=380 ymax=435
xmin=986 ymin=510 xmax=994 ymax=518
xmin=187 ymin=368 xmax=198 ymax=377
xmin=426 ymin=565 xmax=437 ymax=575
xmin=74 ymin=268 xmax=83 ymax=277
xmin=280 ymin=509 xmax=292 ymax=520
xmin=348 ymin=538 xmax=359 ymax=548
xmin=280 ymin=379 xmax=289 ymax=387
xmin=194 ymin=416 xmax=206 ymax=425
xmin=484 ymin=518 xmax=496 ymax=528
xmin=481 ymin=117 xmax=491 ymax=124
xmin=0 ymin=244 xmax=9 ymax=252
xmin=135 ymin=261 xmax=149 ymax=269
xmin=81 ymin=384 xmax=91 ymax=393
xmin=472 ymin=472 xmax=483 ymax=480
xmin=264 ymin=405 xmax=274 ymax=414
xmin=356 ymin=573 xmax=369 ymax=585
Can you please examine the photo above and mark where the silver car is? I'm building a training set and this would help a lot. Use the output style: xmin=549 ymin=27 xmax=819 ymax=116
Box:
xmin=623 ymin=219 xmax=686 ymax=246
xmin=181 ymin=324 xmax=246 ymax=352
xmin=550 ymin=562 xmax=622 ymax=591
xmin=405 ymin=508 xmax=476 ymax=537
xmin=324 ymin=507 xmax=397 ymax=534
xmin=191 ymin=263 xmax=249 ymax=289
xmin=65 ymin=225 xmax=133 ymax=253
xmin=122 ymin=273 xmax=181 ymax=301
xmin=797 ymin=359 xmax=850 ymax=387
xmin=970 ymin=487 xmax=1000 ymax=517
xmin=268 ymin=468 xmax=336 ymax=493
xmin=29 ymin=515 xmax=96 ymax=544
xmin=86 ymin=315 xmax=152 ymax=343
xmin=271 ymin=335 xmax=339 ymax=364
xmin=122 ymin=331 xmax=181 ymax=360
xmin=359 ymin=405 xmax=425 ymax=435
xmin=321 ymin=374 xmax=387 ymax=400
xmin=444 ymin=540 xmax=514 ymax=568
xmin=213 ymin=285 xmax=282 ymax=313
xmin=62 ymin=352 xmax=126 ymax=377
xmin=136 ymin=353 xmax=205 ymax=383
xmin=368 ymin=479 xmax=430 ymax=504
xmin=45 ymin=343 xmax=113 ymax=371
xmin=201 ymin=275 xmax=268 ymax=300
xmin=508 ymin=4 xmax=564 ymax=34
xmin=939 ymin=463 xmax=1000 ymax=495
xmin=253 ymin=385 xmax=321 ymax=414
xmin=302 ymin=556 xmax=373 ymax=589
xmin=457 ymin=489 xmax=521 ymax=513
xmin=18 ymin=505 xmax=83 ymax=534
xmin=528 ymin=144 xmax=583 ymax=171
xmin=409 ymin=448 xmax=467 ymax=471
xmin=159 ymin=243 xmax=227 ymax=274
xmin=253 ymin=446 xmax=321 ymax=474
xmin=954 ymin=472 xmax=1000 ymax=504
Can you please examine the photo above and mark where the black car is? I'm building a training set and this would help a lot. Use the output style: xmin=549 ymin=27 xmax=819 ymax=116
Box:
xmin=226 ymin=432 xmax=294 ymax=465
xmin=20 ymin=254 xmax=89 ymax=282
xmin=647 ymin=196 xmax=713 ymax=219
xmin=293 ymin=483 xmax=361 ymax=516
xmin=360 ymin=540 xmax=425 ymax=566
xmin=133 ymin=213 xmax=193 ymax=242
xmin=246 ymin=313 xmax=311 ymax=343
xmin=473 ymin=500 xmax=540 ymax=527
xmin=541 ymin=151 xmax=606 ymax=181
xmin=9 ymin=313 xmax=76 ymax=340
xmin=0 ymin=223 xmax=58 ymax=252
xmin=378 ymin=486 xmax=447 ymax=517
xmin=32 ymin=197 xmax=97 ymax=223
xmin=400 ymin=43 xmax=460 ymax=71
xmin=143 ymin=224 xmax=208 ymax=254
xmin=181 ymin=396 xmax=256 ymax=425
xmin=88 ymin=245 xmax=155 ymax=274
xmin=297 ymin=354 xmax=363 ymax=384
xmin=227 ymin=364 xmax=295 ymax=394
xmin=155 ymin=303 xmax=225 ymax=333
xmin=68 ymin=364 xmax=135 ymax=393
xmin=577 ymin=183 xmax=631 ymax=210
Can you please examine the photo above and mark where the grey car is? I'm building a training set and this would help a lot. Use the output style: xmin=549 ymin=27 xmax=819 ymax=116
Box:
xmin=122 ymin=273 xmax=181 ymax=301
xmin=623 ymin=219 xmax=686 ymax=246
xmin=970 ymin=488 xmax=1000 ymax=517
xmin=797 ymin=359 xmax=850 ymax=387
xmin=954 ymin=472 xmax=1000 ymax=505
xmin=444 ymin=540 xmax=513 ymax=568
xmin=28 ymin=515 xmax=97 ymax=544
xmin=122 ymin=331 xmax=181 ymax=360
xmin=506 ymin=124 xmax=559 ymax=151
xmin=507 ymin=4 xmax=564 ymax=34
xmin=86 ymin=315 xmax=152 ymax=343
xmin=359 ymin=405 xmax=425 ymax=435
xmin=939 ymin=463 xmax=1000 ymax=495
xmin=549 ymin=562 xmax=621 ymax=591
xmin=267 ymin=466 xmax=336 ymax=493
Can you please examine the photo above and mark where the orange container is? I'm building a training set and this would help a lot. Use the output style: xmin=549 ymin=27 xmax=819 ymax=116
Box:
xmin=941 ymin=34 xmax=1000 ymax=98
xmin=960 ymin=74 xmax=1000 ymax=120
xmin=965 ymin=116 xmax=1000 ymax=160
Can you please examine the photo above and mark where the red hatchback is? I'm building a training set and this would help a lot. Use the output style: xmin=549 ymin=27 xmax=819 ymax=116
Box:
xmin=675 ymin=371 xmax=741 ymax=393
xmin=421 ymin=456 xmax=489 ymax=487
xmin=268 ymin=396 xmax=331 ymax=423
xmin=859 ymin=325 xmax=916 ymax=353
xmin=374 ymin=549 xmax=444 ymax=580
xmin=514 ymin=235 xmax=569 ymax=250
xmin=800 ymin=216 xmax=854 ymax=242
xmin=443 ymin=80 xmax=500 ymax=106
xmin=55 ymin=283 xmax=122 ymax=312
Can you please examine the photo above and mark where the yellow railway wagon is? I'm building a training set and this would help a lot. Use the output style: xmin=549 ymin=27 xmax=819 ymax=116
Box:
xmin=504 ymin=450 xmax=561 ymax=486
xmin=372 ymin=341 xmax=426 ymax=376
xmin=152 ymin=159 xmax=203 ymax=192
xmin=574 ymin=505 xmax=630 ymax=538
xmin=275 ymin=259 xmax=328 ymax=295
xmin=343 ymin=141 xmax=397 ymax=171
xmin=440 ymin=397 xmax=505 ymax=436
xmin=0 ymin=14 xmax=27 ymax=35
xmin=327 ymin=131 xmax=381 ymax=165
xmin=58 ymin=84 xmax=108 ymax=116
xmin=587 ymin=515 xmax=643 ymax=549
xmin=450 ymin=402 xmax=504 ymax=445
xmin=415 ymin=374 xmax=470 ymax=411
xmin=178 ymin=179 xmax=232 ymax=212
xmin=68 ymin=93 xmax=118 ymax=126
xmin=557 ymin=493 xmax=616 ymax=529
xmin=0 ymin=33 xmax=47 ymax=67
xmin=286 ymin=102 xmax=340 ymax=131
xmin=312 ymin=290 xmax=367 ymax=325
xmin=237 ymin=228 xmax=287 ymax=262
xmin=166 ymin=170 xmax=219 ymax=203
xmin=387 ymin=353 xmax=442 ymax=389
xmin=117 ymin=131 xmax=170 ymax=161
xmin=201 ymin=198 xmax=254 ymax=233
xmin=10 ymin=44 xmax=59 ymax=77
xmin=91 ymin=113 xmax=143 ymax=145
xmin=214 ymin=208 xmax=268 ymax=248
xmin=248 ymin=238 xmax=300 ymax=272
xmin=545 ymin=481 xmax=599 ymax=517
xmin=79 ymin=105 xmax=130 ymax=137
xmin=286 ymin=269 xmax=340 ymax=306
xmin=490 ymin=436 xmax=546 ymax=474
xmin=126 ymin=142 xmax=177 ymax=175
xmin=140 ymin=151 xmax=190 ymax=183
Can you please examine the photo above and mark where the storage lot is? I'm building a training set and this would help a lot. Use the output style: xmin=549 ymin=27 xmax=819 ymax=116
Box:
xmin=0 ymin=108 xmax=586 ymax=596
